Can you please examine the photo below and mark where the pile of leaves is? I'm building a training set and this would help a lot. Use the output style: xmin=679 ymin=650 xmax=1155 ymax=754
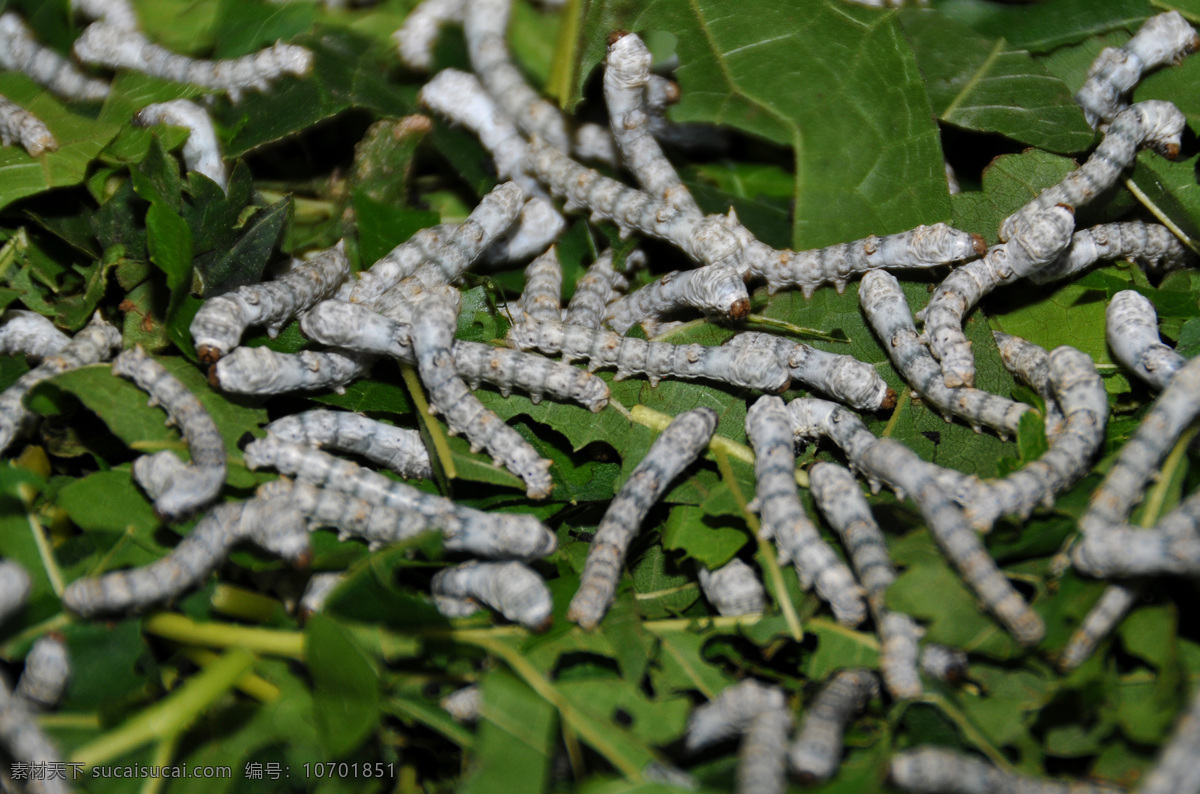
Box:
xmin=1 ymin=0 xmax=1199 ymax=791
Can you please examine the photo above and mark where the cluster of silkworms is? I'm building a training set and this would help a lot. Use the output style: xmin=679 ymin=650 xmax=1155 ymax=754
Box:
xmin=0 ymin=2 xmax=1198 ymax=792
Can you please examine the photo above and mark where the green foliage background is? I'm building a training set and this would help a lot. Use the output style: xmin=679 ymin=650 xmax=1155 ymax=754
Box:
xmin=0 ymin=0 xmax=1198 ymax=791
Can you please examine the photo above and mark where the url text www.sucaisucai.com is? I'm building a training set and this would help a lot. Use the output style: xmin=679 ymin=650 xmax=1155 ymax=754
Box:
xmin=12 ymin=762 xmax=233 ymax=781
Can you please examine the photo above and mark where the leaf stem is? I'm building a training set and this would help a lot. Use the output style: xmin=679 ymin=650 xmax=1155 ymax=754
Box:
xmin=400 ymin=363 xmax=457 ymax=480
xmin=28 ymin=513 xmax=63 ymax=597
xmin=1124 ymin=176 xmax=1200 ymax=255
xmin=1138 ymin=423 xmax=1198 ymax=527
xmin=139 ymin=732 xmax=178 ymax=794
xmin=209 ymin=584 xmax=283 ymax=623
xmin=181 ymin=647 xmax=279 ymax=702
xmin=917 ymin=693 xmax=1013 ymax=772
xmin=745 ymin=314 xmax=848 ymax=344
xmin=142 ymin=613 xmax=305 ymax=660
xmin=71 ymin=648 xmax=255 ymax=768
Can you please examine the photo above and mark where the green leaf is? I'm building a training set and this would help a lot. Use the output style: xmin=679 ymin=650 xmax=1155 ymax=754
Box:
xmin=198 ymin=197 xmax=292 ymax=296
xmin=661 ymin=505 xmax=748 ymax=568
xmin=305 ymin=614 xmax=382 ymax=758
xmin=934 ymin=0 xmax=1149 ymax=53
xmin=461 ymin=668 xmax=557 ymax=794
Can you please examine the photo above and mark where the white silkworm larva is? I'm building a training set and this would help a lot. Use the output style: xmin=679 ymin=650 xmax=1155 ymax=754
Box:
xmin=726 ymin=331 xmax=893 ymax=413
xmin=1030 ymin=221 xmax=1193 ymax=285
xmin=919 ymin=644 xmax=970 ymax=683
xmin=72 ymin=0 xmax=139 ymax=30
xmin=515 ymin=246 xmax=563 ymax=325
xmin=441 ymin=684 xmax=481 ymax=723
xmin=993 ymin=331 xmax=1065 ymax=439
xmin=301 ymin=300 xmax=610 ymax=411
xmin=1000 ymin=101 xmax=1186 ymax=241
xmin=0 ymin=12 xmax=111 ymax=102
xmin=73 ymin=22 xmax=314 ymax=103
xmin=686 ymin=679 xmax=787 ymax=752
xmin=299 ymin=572 xmax=343 ymax=618
xmin=258 ymin=477 xmax=557 ymax=560
xmin=0 ymin=96 xmax=56 ymax=157
xmin=506 ymin=318 xmax=790 ymax=392
xmin=788 ymin=669 xmax=879 ymax=784
xmin=0 ymin=312 xmax=122 ymax=455
xmin=392 ymin=0 xmax=465 ymax=71
xmin=574 ymin=122 xmax=619 ymax=166
xmin=0 ymin=679 xmax=69 ymax=794
xmin=0 ymin=562 xmax=31 ymax=627
xmin=190 ymin=241 xmax=349 ymax=363
xmin=956 ymin=345 xmax=1108 ymax=531
xmin=243 ymin=436 xmax=555 ymax=556
xmin=605 ymin=32 xmax=699 ymax=215
xmin=210 ymin=346 xmax=375 ymax=395
xmin=483 ymin=196 xmax=567 ymax=265
xmin=266 ymin=410 xmax=432 ymax=480
xmin=748 ymin=223 xmax=986 ymax=298
xmin=349 ymin=224 xmax=453 ymax=305
xmin=746 ymin=397 xmax=866 ymax=626
xmin=565 ymin=250 xmax=626 ymax=329
xmin=462 ymin=0 xmax=569 ymax=151
xmin=0 ymin=311 xmax=69 ymax=361
xmin=860 ymin=271 xmax=1029 ymax=436
xmin=809 ymin=461 xmax=922 ymax=699
xmin=1106 ymin=290 xmax=1185 ymax=391
xmin=604 ymin=263 xmax=751 ymax=331
xmin=697 ymin=558 xmax=765 ymax=617
xmin=1139 ymin=683 xmax=1200 ymax=794
xmin=738 ymin=707 xmax=793 ymax=794
xmin=920 ymin=205 xmax=1076 ymax=388
xmin=63 ymin=496 xmax=310 ymax=617
xmin=135 ymin=99 xmax=227 ymax=190
xmin=431 ymin=560 xmax=553 ymax=630
xmin=15 ymin=634 xmax=68 ymax=710
xmin=890 ymin=747 xmax=1122 ymax=794
xmin=1058 ymin=584 xmax=1139 ymax=672
xmin=112 ymin=345 xmax=226 ymax=520
xmin=1075 ymin=11 xmax=1200 ymax=128
xmin=788 ymin=398 xmax=1045 ymax=646
xmin=568 ymin=407 xmax=718 ymax=630
xmin=409 ymin=291 xmax=546 ymax=499
xmin=1071 ymin=489 xmax=1200 ymax=578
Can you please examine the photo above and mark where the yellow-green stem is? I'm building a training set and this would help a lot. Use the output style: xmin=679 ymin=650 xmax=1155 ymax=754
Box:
xmin=142 ymin=613 xmax=305 ymax=660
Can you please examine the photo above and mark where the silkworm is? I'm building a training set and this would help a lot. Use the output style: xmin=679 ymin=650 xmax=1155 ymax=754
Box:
xmin=243 ymin=436 xmax=554 ymax=555
xmin=462 ymin=0 xmax=569 ymax=151
xmin=1075 ymin=11 xmax=1200 ymax=128
xmin=0 ymin=311 xmax=69 ymax=361
xmin=211 ymin=346 xmax=375 ymax=395
xmin=259 ymin=477 xmax=557 ymax=560
xmin=809 ymin=461 xmax=922 ymax=699
xmin=1030 ymin=222 xmax=1193 ymax=285
xmin=574 ymin=122 xmax=619 ymax=166
xmin=919 ymin=644 xmax=970 ymax=683
xmin=73 ymin=22 xmax=314 ymax=103
xmin=0 ymin=96 xmax=56 ymax=157
xmin=0 ymin=561 xmax=31 ymax=626
xmin=484 ymin=197 xmax=566 ymax=266
xmin=604 ymin=264 xmax=751 ymax=331
xmin=890 ymin=747 xmax=1122 ymax=793
xmin=788 ymin=669 xmax=879 ymax=784
xmin=15 ymin=634 xmax=68 ymax=710
xmin=112 ymin=345 xmax=226 ymax=520
xmin=993 ymin=331 xmax=1064 ymax=439
xmin=265 ymin=410 xmax=432 ymax=480
xmin=860 ymin=271 xmax=1029 ymax=436
xmin=431 ymin=560 xmax=553 ymax=630
xmin=506 ymin=318 xmax=790 ymax=392
xmin=746 ymin=397 xmax=866 ymax=626
xmin=1105 ymin=290 xmax=1185 ymax=391
xmin=0 ymin=679 xmax=69 ymax=794
xmin=190 ymin=241 xmax=349 ymax=363
xmin=63 ymin=496 xmax=310 ymax=617
xmin=441 ymin=684 xmax=481 ymax=723
xmin=299 ymin=572 xmax=343 ymax=618
xmin=0 ymin=12 xmax=111 ymax=102
xmin=605 ymin=32 xmax=699 ymax=215
xmin=349 ymin=225 xmax=453 ymax=306
xmin=1071 ymin=490 xmax=1200 ymax=577
xmin=301 ymin=300 xmax=610 ymax=411
xmin=726 ymin=331 xmax=893 ymax=413
xmin=515 ymin=246 xmax=563 ymax=325
xmin=1057 ymin=584 xmax=1138 ymax=672
xmin=747 ymin=223 xmax=986 ymax=298
xmin=788 ymin=398 xmax=1045 ymax=645
xmin=392 ymin=0 xmax=464 ymax=71
xmin=738 ymin=707 xmax=792 ymax=794
xmin=135 ymin=99 xmax=227 ymax=190
xmin=72 ymin=0 xmax=139 ymax=29
xmin=697 ymin=558 xmax=765 ymax=617
xmin=568 ymin=407 xmax=717 ymax=630
xmin=686 ymin=679 xmax=787 ymax=751
xmin=565 ymin=250 xmax=627 ymax=329
xmin=1139 ymin=683 xmax=1200 ymax=794
xmin=999 ymin=101 xmax=1186 ymax=241
xmin=956 ymin=345 xmax=1108 ymax=530
xmin=0 ymin=312 xmax=122 ymax=455
xmin=920 ymin=205 xmax=1076 ymax=388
